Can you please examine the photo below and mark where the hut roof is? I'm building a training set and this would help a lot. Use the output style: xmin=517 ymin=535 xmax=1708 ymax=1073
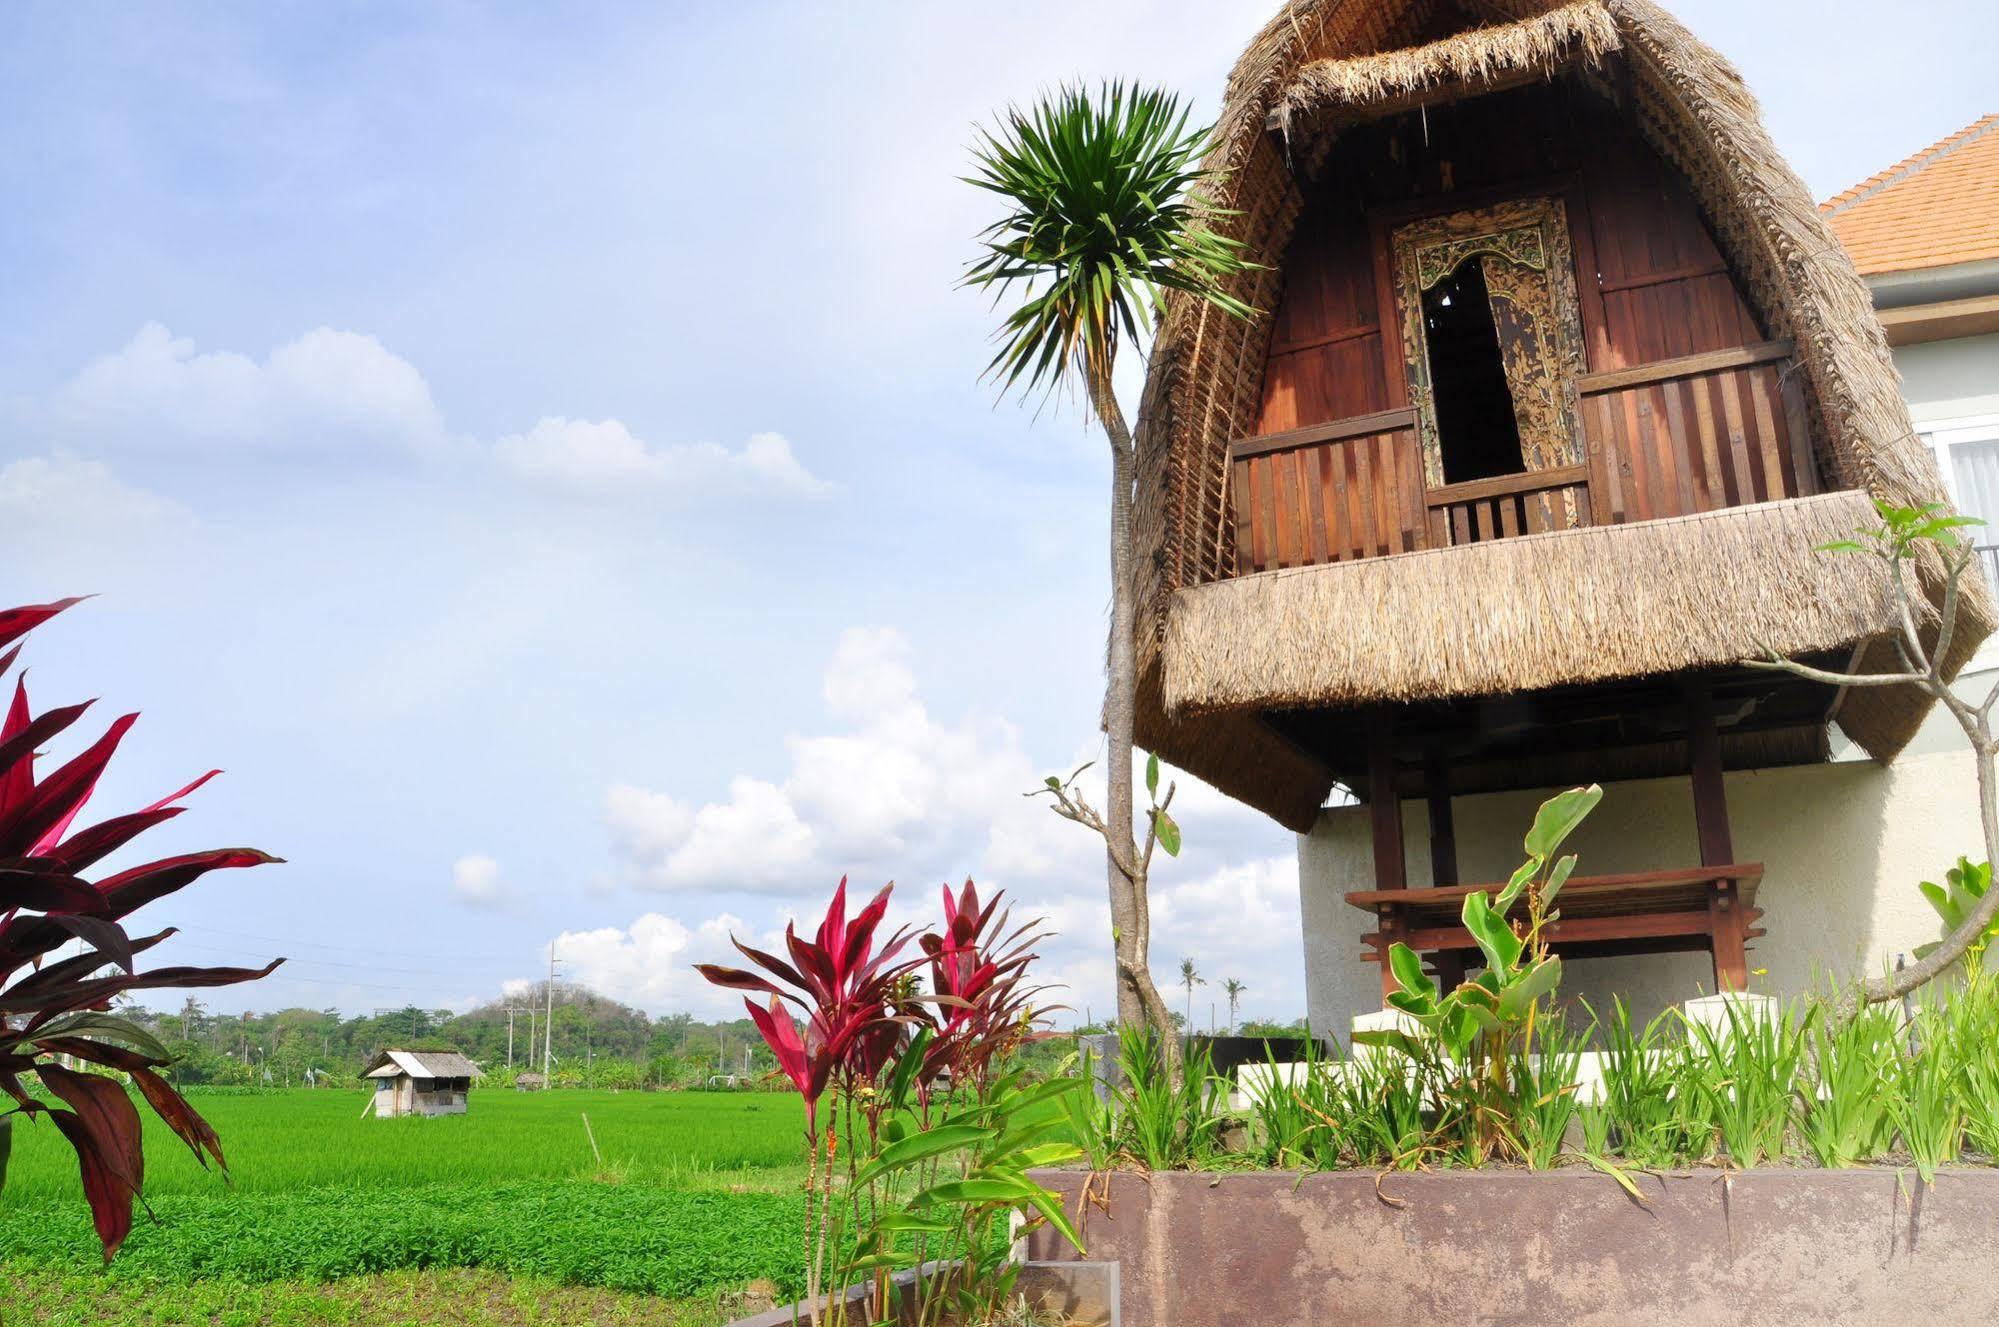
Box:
xmin=1132 ymin=0 xmax=1993 ymax=831
xmin=364 ymin=1049 xmax=482 ymax=1080
xmin=1821 ymin=114 xmax=1999 ymax=278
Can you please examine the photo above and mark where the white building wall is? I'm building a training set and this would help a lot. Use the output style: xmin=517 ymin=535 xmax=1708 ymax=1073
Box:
xmin=1894 ymin=332 xmax=1999 ymax=424
xmin=1298 ymin=672 xmax=1992 ymax=1039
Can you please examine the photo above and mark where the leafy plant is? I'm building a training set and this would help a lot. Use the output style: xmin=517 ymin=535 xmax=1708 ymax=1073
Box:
xmin=1100 ymin=1023 xmax=1222 ymax=1171
xmin=1247 ymin=1039 xmax=1344 ymax=1171
xmin=1686 ymin=998 xmax=1805 ymax=1168
xmin=0 ymin=597 xmax=281 ymax=1259
xmin=1916 ymin=858 xmax=1998 ymax=970
xmin=1795 ymin=1002 xmax=1897 ymax=1168
xmin=696 ymin=878 xmax=1081 ymax=1326
xmin=1357 ymin=785 xmax=1602 ymax=1164
xmin=1583 ymin=998 xmax=1691 ymax=1168
xmin=1888 ymin=1003 xmax=1966 ymax=1184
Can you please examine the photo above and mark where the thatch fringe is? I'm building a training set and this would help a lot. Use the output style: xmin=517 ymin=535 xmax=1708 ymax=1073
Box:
xmin=1280 ymin=1 xmax=1619 ymax=121
xmin=1164 ymin=491 xmax=1893 ymax=715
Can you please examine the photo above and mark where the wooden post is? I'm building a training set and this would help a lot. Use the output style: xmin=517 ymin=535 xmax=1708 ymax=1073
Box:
xmin=1687 ymin=682 xmax=1734 ymax=868
xmin=1368 ymin=713 xmax=1410 ymax=1002
xmin=1688 ymin=681 xmax=1746 ymax=989
xmin=1425 ymin=748 xmax=1467 ymax=989
xmin=1367 ymin=712 xmax=1406 ymax=893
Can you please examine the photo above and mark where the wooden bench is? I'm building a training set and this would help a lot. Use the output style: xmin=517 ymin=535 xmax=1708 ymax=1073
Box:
xmin=1345 ymin=863 xmax=1765 ymax=998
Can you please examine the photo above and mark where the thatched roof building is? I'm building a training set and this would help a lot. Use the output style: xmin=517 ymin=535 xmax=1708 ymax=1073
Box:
xmin=1133 ymin=0 xmax=1993 ymax=835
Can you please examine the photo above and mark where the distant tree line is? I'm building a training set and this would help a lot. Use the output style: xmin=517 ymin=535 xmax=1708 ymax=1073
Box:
xmin=111 ymin=981 xmax=778 ymax=1090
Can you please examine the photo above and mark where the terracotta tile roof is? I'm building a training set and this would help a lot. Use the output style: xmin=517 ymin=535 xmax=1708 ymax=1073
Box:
xmin=1821 ymin=114 xmax=1999 ymax=277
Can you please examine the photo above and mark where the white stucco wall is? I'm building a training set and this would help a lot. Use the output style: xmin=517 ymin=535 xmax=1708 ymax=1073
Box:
xmin=1894 ymin=332 xmax=1999 ymax=424
xmin=1297 ymin=675 xmax=1992 ymax=1038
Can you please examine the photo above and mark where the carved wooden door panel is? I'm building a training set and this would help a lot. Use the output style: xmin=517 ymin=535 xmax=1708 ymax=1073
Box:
xmin=1390 ymin=196 xmax=1589 ymax=493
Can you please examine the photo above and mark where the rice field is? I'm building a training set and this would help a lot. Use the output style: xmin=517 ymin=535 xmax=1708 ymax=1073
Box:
xmin=0 ymin=1089 xmax=816 ymax=1320
xmin=3 ymin=1086 xmax=807 ymax=1200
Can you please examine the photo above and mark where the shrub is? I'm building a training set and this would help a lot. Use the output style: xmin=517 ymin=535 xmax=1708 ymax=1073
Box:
xmin=0 ymin=597 xmax=281 ymax=1259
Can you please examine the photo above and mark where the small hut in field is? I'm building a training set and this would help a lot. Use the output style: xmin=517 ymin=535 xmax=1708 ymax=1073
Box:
xmin=364 ymin=1049 xmax=481 ymax=1117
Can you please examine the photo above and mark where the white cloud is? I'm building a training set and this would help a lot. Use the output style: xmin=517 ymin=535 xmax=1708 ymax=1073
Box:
xmin=49 ymin=322 xmax=451 ymax=453
xmin=0 ymin=452 xmax=201 ymax=591
xmin=32 ymin=324 xmax=829 ymax=497
xmin=551 ymin=910 xmax=753 ymax=1016
xmin=450 ymin=853 xmax=510 ymax=909
xmin=596 ymin=624 xmax=1307 ymax=1019
xmin=494 ymin=420 xmax=829 ymax=494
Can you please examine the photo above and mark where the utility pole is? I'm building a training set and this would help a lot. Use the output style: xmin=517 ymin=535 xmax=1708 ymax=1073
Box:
xmin=542 ymin=944 xmax=558 ymax=1082
xmin=505 ymin=1007 xmax=517 ymax=1068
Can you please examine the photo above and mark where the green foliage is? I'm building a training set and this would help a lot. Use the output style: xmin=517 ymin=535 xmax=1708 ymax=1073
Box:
xmin=963 ymin=82 xmax=1255 ymax=398
xmin=1886 ymin=995 xmax=1968 ymax=1184
xmin=1685 ymin=1000 xmax=1806 ymax=1168
xmin=1796 ymin=1002 xmax=1898 ymax=1168
xmin=1915 ymin=858 xmax=1999 ymax=967
xmin=0 ymin=1181 xmax=806 ymax=1298
xmin=1096 ymin=1025 xmax=1223 ymax=1170
xmin=1816 ymin=497 xmax=1984 ymax=557
xmin=1357 ymin=785 xmax=1601 ymax=1165
xmin=1 ymin=1088 xmax=803 ymax=1202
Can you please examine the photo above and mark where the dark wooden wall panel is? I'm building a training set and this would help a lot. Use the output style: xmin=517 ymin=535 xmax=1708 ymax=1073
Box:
xmin=1256 ymin=207 xmax=1390 ymax=434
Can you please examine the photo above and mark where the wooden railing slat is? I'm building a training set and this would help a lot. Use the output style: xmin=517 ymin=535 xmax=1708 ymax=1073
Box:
xmin=1576 ymin=340 xmax=1793 ymax=395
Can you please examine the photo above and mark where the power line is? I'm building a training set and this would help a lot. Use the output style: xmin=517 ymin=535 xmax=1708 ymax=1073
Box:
xmin=174 ymin=925 xmax=527 ymax=965
xmin=166 ymin=939 xmax=521 ymax=980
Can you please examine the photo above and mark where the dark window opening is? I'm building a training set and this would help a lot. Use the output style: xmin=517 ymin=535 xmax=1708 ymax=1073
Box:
xmin=1422 ymin=260 xmax=1524 ymax=484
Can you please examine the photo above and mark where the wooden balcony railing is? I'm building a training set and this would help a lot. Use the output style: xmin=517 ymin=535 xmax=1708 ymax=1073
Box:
xmin=1425 ymin=463 xmax=1592 ymax=547
xmin=1226 ymin=339 xmax=1815 ymax=577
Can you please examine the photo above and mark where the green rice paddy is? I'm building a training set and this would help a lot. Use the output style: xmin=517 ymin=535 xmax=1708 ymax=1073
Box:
xmin=0 ymin=1089 xmax=815 ymax=1321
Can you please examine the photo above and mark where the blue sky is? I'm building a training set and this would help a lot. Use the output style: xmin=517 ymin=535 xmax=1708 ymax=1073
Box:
xmin=2 ymin=1 xmax=1992 ymax=1024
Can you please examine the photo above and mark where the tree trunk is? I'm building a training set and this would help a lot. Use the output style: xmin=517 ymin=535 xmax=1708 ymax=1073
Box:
xmin=1087 ymin=363 xmax=1179 ymax=1057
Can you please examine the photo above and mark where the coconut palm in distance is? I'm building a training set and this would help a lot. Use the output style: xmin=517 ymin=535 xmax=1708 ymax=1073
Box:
xmin=1223 ymin=977 xmax=1247 ymax=1034
xmin=1179 ymin=958 xmax=1206 ymax=1034
xmin=965 ymin=82 xmax=1257 ymax=1054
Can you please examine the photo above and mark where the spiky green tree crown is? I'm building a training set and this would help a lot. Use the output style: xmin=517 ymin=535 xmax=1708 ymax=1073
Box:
xmin=963 ymin=81 xmax=1257 ymax=406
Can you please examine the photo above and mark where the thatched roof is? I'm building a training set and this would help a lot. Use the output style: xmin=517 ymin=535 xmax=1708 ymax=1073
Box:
xmin=1132 ymin=0 xmax=1995 ymax=832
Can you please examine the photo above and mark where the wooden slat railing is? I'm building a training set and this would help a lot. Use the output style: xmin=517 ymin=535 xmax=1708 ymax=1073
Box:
xmin=1425 ymin=463 xmax=1591 ymax=548
xmin=1579 ymin=339 xmax=1815 ymax=523
xmin=1221 ymin=339 xmax=1823 ymax=576
xmin=1229 ymin=408 xmax=1424 ymax=573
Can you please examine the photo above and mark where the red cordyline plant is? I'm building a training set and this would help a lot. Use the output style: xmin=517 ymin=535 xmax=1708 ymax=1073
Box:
xmin=696 ymin=878 xmax=1073 ymax=1326
xmin=0 ymin=597 xmax=283 ymax=1260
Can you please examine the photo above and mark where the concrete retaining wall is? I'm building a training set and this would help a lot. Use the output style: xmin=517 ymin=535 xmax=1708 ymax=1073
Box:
xmin=1026 ymin=1167 xmax=1999 ymax=1326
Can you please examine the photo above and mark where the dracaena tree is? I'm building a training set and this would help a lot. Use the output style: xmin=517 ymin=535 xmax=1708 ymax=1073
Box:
xmin=0 ymin=597 xmax=282 ymax=1260
xmin=964 ymin=82 xmax=1256 ymax=1052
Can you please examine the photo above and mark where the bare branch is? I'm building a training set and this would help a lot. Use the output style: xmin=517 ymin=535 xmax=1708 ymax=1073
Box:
xmin=1745 ymin=651 xmax=1921 ymax=688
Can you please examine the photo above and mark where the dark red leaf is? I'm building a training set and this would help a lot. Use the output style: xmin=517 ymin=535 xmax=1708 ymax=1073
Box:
xmin=0 ymin=598 xmax=86 ymax=654
xmin=38 ymin=914 xmax=135 ymax=973
xmin=0 ymin=678 xmax=33 ymax=815
xmin=2 ymin=927 xmax=176 ymax=1002
xmin=0 ymin=865 xmax=107 ymax=915
xmin=2 ymin=957 xmax=284 ymax=1017
xmin=31 ymin=1037 xmax=164 ymax=1072
xmin=98 ymin=848 xmax=281 ymax=920
xmin=131 ymin=1068 xmax=225 ymax=1171
xmin=0 ymin=700 xmax=94 ymax=810
xmin=40 ymin=808 xmax=185 ymax=873
xmin=40 ymin=1065 xmax=143 ymax=1261
xmin=692 ymin=963 xmax=800 ymax=1005
xmin=727 ymin=935 xmax=809 ymax=991
xmin=0 ymin=713 xmax=138 ymax=857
